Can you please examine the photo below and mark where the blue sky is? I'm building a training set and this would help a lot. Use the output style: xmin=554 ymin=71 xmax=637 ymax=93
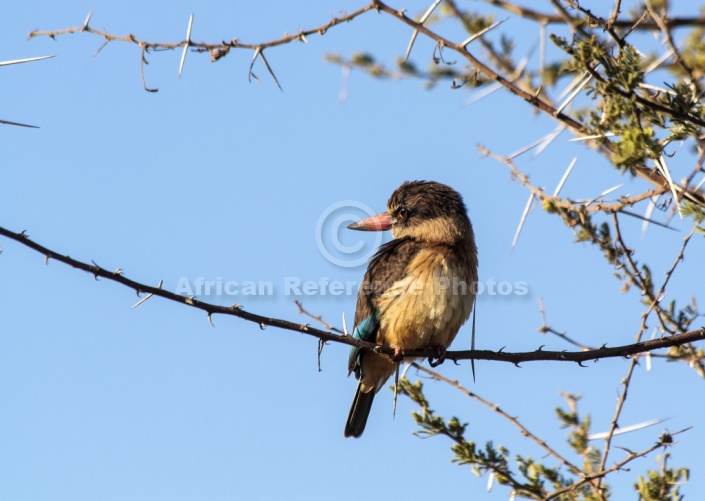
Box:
xmin=2 ymin=1 xmax=703 ymax=499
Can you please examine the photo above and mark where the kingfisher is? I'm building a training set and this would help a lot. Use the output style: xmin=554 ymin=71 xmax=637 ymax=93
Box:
xmin=344 ymin=180 xmax=478 ymax=438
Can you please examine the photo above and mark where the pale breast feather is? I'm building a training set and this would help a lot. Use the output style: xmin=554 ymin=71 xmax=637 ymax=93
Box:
xmin=375 ymin=246 xmax=475 ymax=350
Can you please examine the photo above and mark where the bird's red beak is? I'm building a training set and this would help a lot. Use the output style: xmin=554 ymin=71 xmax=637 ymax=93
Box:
xmin=347 ymin=212 xmax=394 ymax=231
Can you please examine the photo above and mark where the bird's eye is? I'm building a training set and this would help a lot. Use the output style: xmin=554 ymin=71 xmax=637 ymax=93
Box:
xmin=398 ymin=206 xmax=409 ymax=219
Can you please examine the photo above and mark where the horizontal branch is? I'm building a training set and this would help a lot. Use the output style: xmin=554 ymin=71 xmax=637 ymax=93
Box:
xmin=28 ymin=2 xmax=705 ymax=54
xmin=2 ymin=224 xmax=703 ymax=366
xmin=440 ymin=329 xmax=705 ymax=365
xmin=484 ymin=0 xmax=705 ymax=29
xmin=28 ymin=4 xmax=376 ymax=53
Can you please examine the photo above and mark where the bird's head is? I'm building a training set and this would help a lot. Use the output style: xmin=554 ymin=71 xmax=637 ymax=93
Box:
xmin=348 ymin=180 xmax=472 ymax=244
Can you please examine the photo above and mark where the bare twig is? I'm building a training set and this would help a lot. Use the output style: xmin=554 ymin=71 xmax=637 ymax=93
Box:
xmin=294 ymin=300 xmax=343 ymax=333
xmin=480 ymin=145 xmax=668 ymax=215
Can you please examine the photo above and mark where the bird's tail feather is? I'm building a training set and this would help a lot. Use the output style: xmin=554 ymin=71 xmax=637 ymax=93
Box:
xmin=344 ymin=384 xmax=375 ymax=438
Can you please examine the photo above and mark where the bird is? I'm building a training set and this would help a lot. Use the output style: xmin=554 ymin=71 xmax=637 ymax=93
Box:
xmin=344 ymin=180 xmax=478 ymax=438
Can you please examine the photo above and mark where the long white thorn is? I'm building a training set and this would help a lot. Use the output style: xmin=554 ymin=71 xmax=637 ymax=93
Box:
xmin=511 ymin=192 xmax=535 ymax=252
xmin=404 ymin=0 xmax=442 ymax=61
xmin=178 ymin=13 xmax=194 ymax=78
xmin=553 ymin=157 xmax=577 ymax=197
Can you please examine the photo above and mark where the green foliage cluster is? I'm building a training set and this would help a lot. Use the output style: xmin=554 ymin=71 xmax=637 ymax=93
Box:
xmin=634 ymin=452 xmax=689 ymax=501
xmin=400 ymin=378 xmax=689 ymax=500
xmin=400 ymin=379 xmax=627 ymax=499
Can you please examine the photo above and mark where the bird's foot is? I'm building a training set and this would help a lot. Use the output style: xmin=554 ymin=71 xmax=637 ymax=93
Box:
xmin=391 ymin=347 xmax=405 ymax=363
xmin=428 ymin=345 xmax=447 ymax=367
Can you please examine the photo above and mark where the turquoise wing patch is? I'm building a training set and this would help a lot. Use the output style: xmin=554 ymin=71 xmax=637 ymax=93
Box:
xmin=348 ymin=310 xmax=380 ymax=377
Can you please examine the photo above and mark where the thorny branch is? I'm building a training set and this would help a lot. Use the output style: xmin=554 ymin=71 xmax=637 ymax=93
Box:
xmin=1 ymin=224 xmax=703 ymax=366
xmin=479 ymin=145 xmax=668 ymax=215
xmin=29 ymin=4 xmax=377 ymax=92
xmin=29 ymin=4 xmax=376 ymax=55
